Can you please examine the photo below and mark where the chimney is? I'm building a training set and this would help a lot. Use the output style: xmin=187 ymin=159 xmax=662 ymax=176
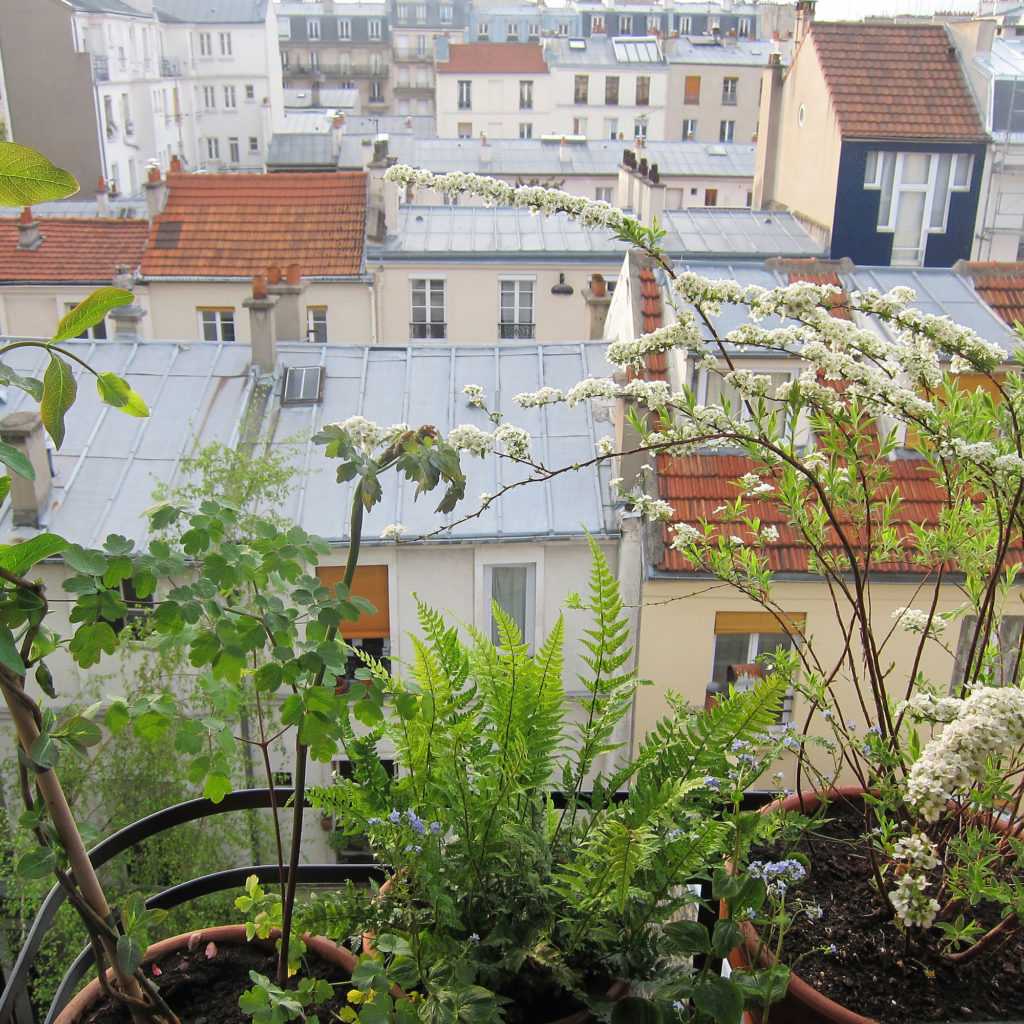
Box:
xmin=16 ymin=207 xmax=42 ymax=251
xmin=794 ymin=0 xmax=815 ymax=45
xmin=108 ymin=264 xmax=147 ymax=340
xmin=331 ymin=113 xmax=345 ymax=159
xmin=144 ymin=163 xmax=167 ymax=220
xmin=372 ymin=133 xmax=390 ymax=164
xmin=244 ymin=275 xmax=277 ymax=373
xmin=0 ymin=413 xmax=52 ymax=527
xmin=96 ymin=177 xmax=110 ymax=216
xmin=169 ymin=154 xmax=183 ymax=173
xmin=753 ymin=52 xmax=786 ymax=208
xmin=480 ymin=131 xmax=492 ymax=165
xmin=267 ymin=263 xmax=306 ymax=342
xmin=584 ymin=274 xmax=612 ymax=340
xmin=367 ymin=144 xmax=399 ymax=241
xmin=635 ymin=167 xmax=665 ymax=227
xmin=559 ymin=136 xmax=571 ymax=162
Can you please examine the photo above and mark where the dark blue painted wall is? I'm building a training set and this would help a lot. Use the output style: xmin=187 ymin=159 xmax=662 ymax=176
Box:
xmin=830 ymin=139 xmax=986 ymax=268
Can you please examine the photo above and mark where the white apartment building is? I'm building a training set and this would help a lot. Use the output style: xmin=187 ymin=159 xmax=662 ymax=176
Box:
xmin=67 ymin=0 xmax=283 ymax=193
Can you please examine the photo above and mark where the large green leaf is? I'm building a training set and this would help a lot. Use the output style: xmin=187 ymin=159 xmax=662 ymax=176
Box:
xmin=0 ymin=362 xmax=43 ymax=401
xmin=0 ymin=143 xmax=78 ymax=206
xmin=52 ymin=288 xmax=134 ymax=343
xmin=96 ymin=372 xmax=148 ymax=418
xmin=40 ymin=355 xmax=77 ymax=449
xmin=16 ymin=847 xmax=56 ymax=880
xmin=0 ymin=533 xmax=67 ymax=577
xmin=0 ymin=440 xmax=33 ymax=480
xmin=0 ymin=626 xmax=25 ymax=675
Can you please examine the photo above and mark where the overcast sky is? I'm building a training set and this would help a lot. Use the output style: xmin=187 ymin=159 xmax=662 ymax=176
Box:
xmin=811 ymin=0 xmax=976 ymax=17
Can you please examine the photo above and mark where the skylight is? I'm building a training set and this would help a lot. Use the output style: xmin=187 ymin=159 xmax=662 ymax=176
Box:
xmin=282 ymin=366 xmax=324 ymax=406
xmin=612 ymin=37 xmax=662 ymax=63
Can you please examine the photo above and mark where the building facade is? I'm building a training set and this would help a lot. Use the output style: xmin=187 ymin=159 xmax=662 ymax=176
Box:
xmin=389 ymin=0 xmax=470 ymax=117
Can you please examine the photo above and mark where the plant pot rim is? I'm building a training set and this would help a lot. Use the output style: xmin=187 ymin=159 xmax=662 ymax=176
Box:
xmin=53 ymin=924 xmax=357 ymax=1024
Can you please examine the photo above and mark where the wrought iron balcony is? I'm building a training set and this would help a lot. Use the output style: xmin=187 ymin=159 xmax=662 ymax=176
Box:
xmin=499 ymin=322 xmax=536 ymax=340
xmin=410 ymin=322 xmax=447 ymax=340
xmin=92 ymin=54 xmax=110 ymax=81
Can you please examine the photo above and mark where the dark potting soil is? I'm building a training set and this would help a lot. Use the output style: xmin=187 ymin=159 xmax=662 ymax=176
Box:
xmin=757 ymin=799 xmax=1024 ymax=1023
xmin=80 ymin=941 xmax=352 ymax=1024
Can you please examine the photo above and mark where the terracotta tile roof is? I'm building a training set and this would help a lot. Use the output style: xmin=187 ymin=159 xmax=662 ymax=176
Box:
xmin=809 ymin=23 xmax=988 ymax=143
xmin=437 ymin=43 xmax=549 ymax=75
xmin=654 ymin=452 xmax=1024 ymax=575
xmin=959 ymin=262 xmax=1024 ymax=328
xmin=637 ymin=266 xmax=669 ymax=382
xmin=787 ymin=268 xmax=851 ymax=320
xmin=141 ymin=172 xmax=367 ymax=278
xmin=0 ymin=215 xmax=149 ymax=284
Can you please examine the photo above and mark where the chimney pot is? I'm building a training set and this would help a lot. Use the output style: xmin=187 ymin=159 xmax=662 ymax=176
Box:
xmin=268 ymin=265 xmax=283 ymax=285
xmin=0 ymin=412 xmax=52 ymax=527
xmin=147 ymin=165 xmax=161 ymax=184
xmin=169 ymin=155 xmax=182 ymax=173
xmin=18 ymin=206 xmax=31 ymax=225
xmin=144 ymin=163 xmax=168 ymax=220
xmin=17 ymin=208 xmax=42 ymax=250
xmin=286 ymin=263 xmax=301 ymax=285
xmin=252 ymin=274 xmax=268 ymax=300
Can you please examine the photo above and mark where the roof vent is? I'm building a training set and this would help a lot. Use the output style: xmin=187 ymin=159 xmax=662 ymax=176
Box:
xmin=708 ymin=145 xmax=727 ymax=156
xmin=282 ymin=365 xmax=324 ymax=406
xmin=568 ymin=37 xmax=586 ymax=49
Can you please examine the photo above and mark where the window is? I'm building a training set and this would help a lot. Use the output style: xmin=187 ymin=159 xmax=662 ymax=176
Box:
xmin=112 ymin=579 xmax=154 ymax=634
xmin=338 ymin=18 xmax=351 ymax=40
xmin=282 ymin=365 xmax=324 ymax=405
xmin=679 ymin=15 xmax=692 ymax=33
xmin=205 ymin=136 xmax=220 ymax=159
xmin=458 ymin=79 xmax=472 ymax=109
xmin=738 ymin=17 xmax=752 ymax=37
xmin=605 ymin=117 xmax=619 ymax=139
xmin=684 ymin=75 xmax=701 ymax=105
xmin=499 ymin=279 xmax=534 ymax=339
xmin=682 ymin=118 xmax=697 ymax=139
xmin=619 ymin=14 xmax=633 ymax=34
xmin=441 ymin=5 xmax=453 ymax=24
xmin=370 ymin=80 xmax=384 ymax=103
xmin=864 ymin=150 xmax=975 ymax=266
xmin=224 ymin=84 xmax=236 ymax=108
xmin=478 ymin=20 xmax=489 ymax=39
xmin=65 ymin=302 xmax=107 ymax=340
xmin=633 ymin=118 xmax=648 ymax=140
xmin=746 ymin=191 xmax=753 ymax=207
xmin=704 ymin=188 xmax=718 ymax=207
xmin=647 ymin=15 xmax=661 ymax=34
xmin=410 ymin=278 xmax=446 ymax=339
xmin=722 ymin=77 xmax=738 ymax=105
xmin=457 ymin=121 xmax=472 ymax=138
xmin=203 ymin=85 xmax=216 ymax=108
xmin=711 ymin=611 xmax=803 ymax=724
xmin=245 ymin=83 xmax=255 ymax=100
xmin=519 ymin=79 xmax=533 ymax=110
xmin=249 ymin=135 xmax=259 ymax=153
xmin=507 ymin=21 xmax=518 ymax=38
xmin=398 ymin=4 xmax=412 ymax=22
xmin=369 ymin=19 xmax=382 ymax=40
xmin=592 ymin=15 xmax=605 ymax=34
xmin=487 ymin=564 xmax=536 ymax=646
xmin=575 ymin=74 xmax=589 ymax=104
xmin=281 ymin=49 xmax=289 ymax=67
xmin=529 ymin=23 xmax=540 ymax=40
xmin=417 ymin=5 xmax=427 ymax=23
xmin=199 ymin=308 xmax=234 ymax=341
xmin=416 ymin=35 xmax=427 ymax=57
xmin=308 ymin=18 xmax=321 ymax=40
xmin=573 ymin=116 xmax=587 ymax=135
xmin=272 ymin=771 xmax=292 ymax=788
xmin=198 ymin=31 xmax=212 ymax=56
xmin=519 ymin=122 xmax=533 ymax=139
xmin=109 ymin=162 xmax=120 ymax=194
xmin=635 ymin=75 xmax=650 ymax=106
xmin=229 ymin=136 xmax=240 ymax=162
xmin=279 ymin=18 xmax=291 ymax=40
xmin=605 ymin=75 xmax=619 ymax=105
xmin=309 ymin=50 xmax=319 ymax=69
xmin=719 ymin=120 xmax=735 ymax=142
xmin=596 ymin=186 xmax=613 ymax=202
xmin=219 ymin=31 xmax=232 ymax=55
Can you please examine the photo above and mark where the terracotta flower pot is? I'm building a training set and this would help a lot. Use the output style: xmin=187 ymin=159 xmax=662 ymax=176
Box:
xmin=590 ymin=273 xmax=607 ymax=297
xmin=53 ymin=924 xmax=357 ymax=1024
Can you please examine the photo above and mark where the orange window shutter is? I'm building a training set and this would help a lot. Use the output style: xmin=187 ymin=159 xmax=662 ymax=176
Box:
xmin=317 ymin=564 xmax=390 ymax=639
xmin=714 ymin=611 xmax=806 ymax=636
xmin=684 ymin=75 xmax=700 ymax=104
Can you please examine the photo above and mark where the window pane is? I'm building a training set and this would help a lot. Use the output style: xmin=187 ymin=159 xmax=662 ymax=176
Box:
xmin=901 ymin=152 xmax=930 ymax=185
xmin=877 ymin=152 xmax=897 ymax=226
xmin=755 ymin=633 xmax=793 ymax=659
xmin=221 ymin=313 xmax=235 ymax=342
xmin=893 ymin=189 xmax=927 ymax=264
xmin=711 ymin=633 xmax=750 ymax=685
xmin=491 ymin=566 xmax=529 ymax=643
xmin=930 ymin=154 xmax=952 ymax=229
xmin=201 ymin=312 xmax=217 ymax=342
xmin=953 ymin=154 xmax=972 ymax=188
xmin=864 ymin=150 xmax=878 ymax=185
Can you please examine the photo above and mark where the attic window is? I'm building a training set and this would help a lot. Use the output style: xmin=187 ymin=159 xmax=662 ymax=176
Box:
xmin=282 ymin=365 xmax=323 ymax=405
xmin=154 ymin=221 xmax=183 ymax=249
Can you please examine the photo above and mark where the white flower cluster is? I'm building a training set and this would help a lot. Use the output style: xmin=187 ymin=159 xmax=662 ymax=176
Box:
xmin=626 ymin=491 xmax=675 ymax=522
xmin=384 ymin=165 xmax=627 ymax=231
xmin=889 ymin=871 xmax=941 ymax=930
xmin=760 ymin=525 xmax=780 ymax=543
xmin=892 ymin=833 xmax=940 ymax=872
xmin=494 ymin=423 xmax=531 ymax=461
xmin=463 ymin=384 xmax=486 ymax=409
xmin=891 ymin=607 xmax=946 ymax=636
xmin=669 ymin=522 xmax=701 ymax=549
xmin=515 ymin=386 xmax=565 ymax=408
xmin=596 ymin=436 xmax=616 ymax=457
xmin=605 ymin=315 xmax=705 ymax=370
xmin=904 ymin=686 xmax=1024 ymax=822
xmin=566 ymin=378 xmax=618 ymax=407
xmin=380 ymin=523 xmax=407 ymax=541
xmin=331 ymin=415 xmax=384 ymax=452
xmin=448 ymin=423 xmax=494 ymax=457
xmin=738 ymin=472 xmax=773 ymax=497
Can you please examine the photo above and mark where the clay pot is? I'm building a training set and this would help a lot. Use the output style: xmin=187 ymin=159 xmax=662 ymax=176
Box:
xmin=53 ymin=924 xmax=357 ymax=1024
xmin=590 ymin=273 xmax=607 ymax=297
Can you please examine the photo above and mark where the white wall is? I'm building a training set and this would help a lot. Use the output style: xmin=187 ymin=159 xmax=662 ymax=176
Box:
xmin=550 ymin=65 xmax=668 ymax=141
xmin=665 ymin=61 xmax=765 ymax=144
xmin=0 ymin=285 xmax=154 ymax=341
xmin=436 ymin=72 xmax=558 ymax=139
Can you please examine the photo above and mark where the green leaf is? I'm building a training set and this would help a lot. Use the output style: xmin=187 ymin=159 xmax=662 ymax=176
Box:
xmin=63 ymin=545 xmax=109 ymax=576
xmin=0 ymin=533 xmax=67 ymax=577
xmin=35 ymin=662 xmax=56 ymax=699
xmin=663 ymin=920 xmax=711 ymax=955
xmin=116 ymin=933 xmax=143 ymax=976
xmin=0 ymin=143 xmax=78 ymax=206
xmin=693 ymin=973 xmax=743 ymax=1024
xmin=53 ymin=288 xmax=133 ymax=343
xmin=16 ymin=847 xmax=56 ymax=880
xmin=106 ymin=700 xmax=130 ymax=735
xmin=96 ymin=372 xmax=149 ymax=418
xmin=0 ymin=626 xmax=25 ymax=675
xmin=204 ymin=771 xmax=233 ymax=803
xmin=372 ymin=933 xmax=413 ymax=957
xmin=41 ymin=355 xmax=77 ymax=449
xmin=711 ymin=919 xmax=744 ymax=959
xmin=29 ymin=733 xmax=59 ymax=769
xmin=611 ymin=998 xmax=664 ymax=1024
xmin=0 ymin=440 xmax=34 ymax=480
xmin=60 ymin=715 xmax=102 ymax=751
xmin=0 ymin=361 xmax=43 ymax=401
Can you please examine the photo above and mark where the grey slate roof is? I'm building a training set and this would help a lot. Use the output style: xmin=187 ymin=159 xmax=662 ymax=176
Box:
xmin=267 ymin=133 xmax=337 ymax=169
xmin=372 ymin=206 xmax=822 ymax=261
xmin=154 ymin=0 xmax=267 ymax=23
xmin=0 ymin=341 xmax=614 ymax=547
xmin=71 ymin=0 xmax=154 ymax=16
xmin=547 ymin=36 xmax=666 ymax=67
xmin=666 ymin=37 xmax=782 ymax=66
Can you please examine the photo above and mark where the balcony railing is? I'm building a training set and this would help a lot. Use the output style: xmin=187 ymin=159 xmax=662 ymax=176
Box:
xmin=92 ymin=54 xmax=109 ymax=81
xmin=160 ymin=56 xmax=183 ymax=76
xmin=410 ymin=322 xmax=447 ymax=340
xmin=499 ymin=322 xmax=536 ymax=340
xmin=284 ymin=62 xmax=386 ymax=79
xmin=394 ymin=82 xmax=434 ymax=94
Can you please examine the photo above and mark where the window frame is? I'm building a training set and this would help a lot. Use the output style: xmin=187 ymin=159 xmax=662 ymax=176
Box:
xmin=307 ymin=17 xmax=321 ymax=40
xmin=475 ymin=548 xmax=544 ymax=652
xmin=457 ymin=79 xmax=472 ymax=109
xmin=228 ymin=136 xmax=240 ymax=163
xmin=219 ymin=31 xmax=232 ymax=56
xmin=368 ymin=18 xmax=382 ymax=40
xmin=605 ymin=75 xmax=619 ymax=106
xmin=719 ymin=119 xmax=735 ymax=142
xmin=338 ymin=17 xmax=351 ymax=40
xmin=248 ymin=135 xmax=259 ymax=153
xmin=519 ymin=122 xmax=533 ymax=139
xmin=710 ymin=621 xmax=799 ymax=725
xmin=635 ymin=75 xmax=650 ymax=106
xmin=281 ymin=364 xmax=324 ymax=406
xmin=198 ymin=307 xmax=235 ymax=342
xmin=223 ymin=84 xmax=236 ymax=108
xmin=410 ymin=277 xmax=447 ymax=340
xmin=519 ymin=79 xmax=534 ymax=110
xmin=684 ymin=74 xmax=701 ymax=105
xmin=682 ymin=118 xmax=697 ymax=139
xmin=306 ymin=305 xmax=327 ymax=344
xmin=498 ymin=277 xmax=536 ymax=340
xmin=722 ymin=76 xmax=738 ymax=105
xmin=574 ymin=74 xmax=589 ymax=105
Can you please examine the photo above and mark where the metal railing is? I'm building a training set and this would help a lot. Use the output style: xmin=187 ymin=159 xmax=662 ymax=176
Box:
xmin=498 ymin=323 xmax=536 ymax=340
xmin=0 ymin=789 xmax=382 ymax=1024
xmin=160 ymin=57 xmax=182 ymax=77
xmin=410 ymin=323 xmax=447 ymax=340
xmin=91 ymin=55 xmax=109 ymax=81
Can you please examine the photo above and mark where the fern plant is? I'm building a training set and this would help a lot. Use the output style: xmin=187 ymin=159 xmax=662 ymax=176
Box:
xmin=306 ymin=541 xmax=795 ymax=1024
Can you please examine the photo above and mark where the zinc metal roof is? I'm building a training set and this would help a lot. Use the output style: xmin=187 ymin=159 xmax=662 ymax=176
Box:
xmin=0 ymin=341 xmax=615 ymax=548
xmin=267 ymin=133 xmax=338 ymax=168
xmin=154 ymin=0 xmax=268 ymax=23
xmin=975 ymin=37 xmax=1024 ymax=79
xmin=547 ymin=36 xmax=666 ymax=67
xmin=324 ymin=136 xmax=756 ymax=177
xmin=372 ymin=207 xmax=822 ymax=260
xmin=22 ymin=198 xmax=148 ymax=219
xmin=666 ymin=37 xmax=781 ymax=66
